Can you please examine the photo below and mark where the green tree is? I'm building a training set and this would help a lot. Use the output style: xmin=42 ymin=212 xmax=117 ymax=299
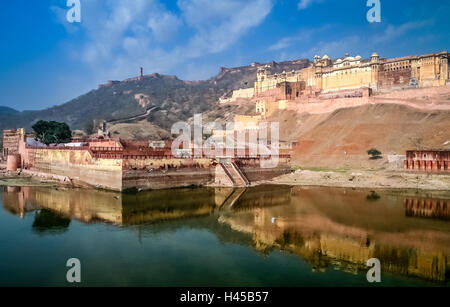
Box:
xmin=367 ymin=148 xmax=382 ymax=160
xmin=32 ymin=120 xmax=72 ymax=145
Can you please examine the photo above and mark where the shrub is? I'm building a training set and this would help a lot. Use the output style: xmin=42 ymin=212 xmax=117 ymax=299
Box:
xmin=367 ymin=148 xmax=382 ymax=160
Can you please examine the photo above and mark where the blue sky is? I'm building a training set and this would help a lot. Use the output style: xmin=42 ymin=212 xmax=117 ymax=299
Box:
xmin=0 ymin=0 xmax=449 ymax=111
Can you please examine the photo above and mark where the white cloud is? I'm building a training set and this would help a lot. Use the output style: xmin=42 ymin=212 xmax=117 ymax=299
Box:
xmin=270 ymin=20 xmax=433 ymax=62
xmin=50 ymin=5 xmax=79 ymax=34
xmin=298 ymin=0 xmax=323 ymax=10
xmin=297 ymin=35 xmax=362 ymax=59
xmin=53 ymin=0 xmax=273 ymax=81
xmin=372 ymin=20 xmax=433 ymax=44
xmin=269 ymin=25 xmax=331 ymax=51
xmin=147 ymin=12 xmax=182 ymax=42
xmin=177 ymin=0 xmax=273 ymax=57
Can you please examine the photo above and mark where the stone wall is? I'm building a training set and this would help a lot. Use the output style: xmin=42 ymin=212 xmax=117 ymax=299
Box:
xmin=25 ymin=148 xmax=123 ymax=190
xmin=378 ymin=66 xmax=411 ymax=89
xmin=2 ymin=129 xmax=25 ymax=158
xmin=320 ymin=66 xmax=374 ymax=92
xmin=122 ymin=157 xmax=214 ymax=190
xmin=235 ymin=157 xmax=291 ymax=182
xmin=122 ymin=168 xmax=214 ymax=190
xmin=254 ymin=51 xmax=449 ymax=100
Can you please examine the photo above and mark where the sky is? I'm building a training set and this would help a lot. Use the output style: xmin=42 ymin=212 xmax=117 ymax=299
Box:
xmin=0 ymin=0 xmax=449 ymax=111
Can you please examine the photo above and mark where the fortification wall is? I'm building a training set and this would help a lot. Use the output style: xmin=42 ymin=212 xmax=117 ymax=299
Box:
xmin=122 ymin=168 xmax=214 ymax=190
xmin=378 ymin=66 xmax=411 ymax=88
xmin=321 ymin=68 xmax=373 ymax=92
xmin=122 ymin=157 xmax=214 ymax=190
xmin=235 ymin=157 xmax=291 ymax=182
xmin=232 ymin=88 xmax=254 ymax=99
xmin=25 ymin=148 xmax=123 ymax=191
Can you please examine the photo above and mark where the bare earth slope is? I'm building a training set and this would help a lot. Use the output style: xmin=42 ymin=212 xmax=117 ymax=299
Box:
xmin=270 ymin=86 xmax=450 ymax=169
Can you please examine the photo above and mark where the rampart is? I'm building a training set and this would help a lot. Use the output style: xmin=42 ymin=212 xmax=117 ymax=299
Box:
xmin=24 ymin=147 xmax=123 ymax=190
xmin=2 ymin=130 xmax=291 ymax=191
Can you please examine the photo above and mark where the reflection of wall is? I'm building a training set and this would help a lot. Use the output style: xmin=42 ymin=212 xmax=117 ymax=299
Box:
xmin=1 ymin=186 xmax=218 ymax=226
xmin=2 ymin=186 xmax=36 ymax=218
xmin=219 ymin=187 xmax=450 ymax=282
xmin=121 ymin=188 xmax=216 ymax=225
xmin=404 ymin=197 xmax=450 ymax=220
xmin=232 ymin=185 xmax=291 ymax=211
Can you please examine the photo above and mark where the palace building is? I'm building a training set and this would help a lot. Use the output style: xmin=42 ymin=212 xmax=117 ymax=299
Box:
xmin=254 ymin=51 xmax=449 ymax=96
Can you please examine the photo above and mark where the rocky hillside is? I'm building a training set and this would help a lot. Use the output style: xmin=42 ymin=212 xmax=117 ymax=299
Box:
xmin=0 ymin=59 xmax=310 ymax=136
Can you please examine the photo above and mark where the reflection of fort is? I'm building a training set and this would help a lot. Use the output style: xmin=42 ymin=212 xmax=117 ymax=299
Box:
xmin=1 ymin=185 xmax=291 ymax=227
xmin=2 ymin=185 xmax=450 ymax=283
xmin=1 ymin=186 xmax=218 ymax=225
xmin=404 ymin=197 xmax=450 ymax=221
xmin=220 ymin=187 xmax=450 ymax=283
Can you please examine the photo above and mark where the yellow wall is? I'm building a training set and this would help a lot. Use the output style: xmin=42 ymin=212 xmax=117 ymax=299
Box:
xmin=254 ymin=52 xmax=449 ymax=96
xmin=29 ymin=148 xmax=123 ymax=190
xmin=321 ymin=66 xmax=374 ymax=91
xmin=124 ymin=157 xmax=212 ymax=169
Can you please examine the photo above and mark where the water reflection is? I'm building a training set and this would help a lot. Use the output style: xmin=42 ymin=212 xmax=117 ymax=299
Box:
xmin=32 ymin=210 xmax=71 ymax=235
xmin=219 ymin=187 xmax=450 ymax=283
xmin=404 ymin=197 xmax=450 ymax=221
xmin=1 ymin=185 xmax=450 ymax=284
xmin=2 ymin=186 xmax=218 ymax=226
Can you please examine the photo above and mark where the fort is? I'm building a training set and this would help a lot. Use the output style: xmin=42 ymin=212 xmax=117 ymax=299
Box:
xmin=2 ymin=51 xmax=449 ymax=189
xmin=222 ymin=51 xmax=449 ymax=117
xmin=254 ymin=51 xmax=449 ymax=96
xmin=0 ymin=128 xmax=291 ymax=191
xmin=224 ymin=51 xmax=450 ymax=174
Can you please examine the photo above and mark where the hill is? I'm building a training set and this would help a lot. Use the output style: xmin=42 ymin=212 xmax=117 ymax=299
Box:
xmin=0 ymin=59 xmax=310 ymax=136
xmin=0 ymin=106 xmax=19 ymax=115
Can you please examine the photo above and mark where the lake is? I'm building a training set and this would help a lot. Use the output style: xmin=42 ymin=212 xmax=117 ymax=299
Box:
xmin=0 ymin=184 xmax=449 ymax=286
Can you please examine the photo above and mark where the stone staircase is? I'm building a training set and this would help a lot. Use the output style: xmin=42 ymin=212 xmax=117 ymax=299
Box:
xmin=220 ymin=188 xmax=247 ymax=209
xmin=231 ymin=162 xmax=250 ymax=186
xmin=220 ymin=162 xmax=249 ymax=187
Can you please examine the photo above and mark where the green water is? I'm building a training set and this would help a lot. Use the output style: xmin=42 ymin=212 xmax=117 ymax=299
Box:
xmin=0 ymin=185 xmax=449 ymax=287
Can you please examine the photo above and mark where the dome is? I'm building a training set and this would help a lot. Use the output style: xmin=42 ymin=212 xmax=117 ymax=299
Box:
xmin=322 ymin=55 xmax=329 ymax=59
xmin=355 ymin=55 xmax=362 ymax=60
xmin=371 ymin=52 xmax=379 ymax=57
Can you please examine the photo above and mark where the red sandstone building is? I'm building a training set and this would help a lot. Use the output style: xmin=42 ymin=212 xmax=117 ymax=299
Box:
xmin=404 ymin=150 xmax=450 ymax=172
xmin=1 ymin=128 xmax=291 ymax=191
